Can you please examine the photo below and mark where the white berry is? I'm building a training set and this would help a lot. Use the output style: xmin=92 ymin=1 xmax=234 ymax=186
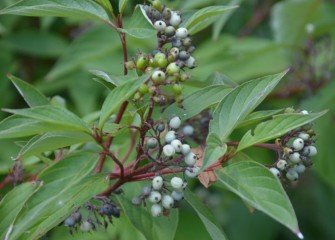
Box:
xmin=169 ymin=47 xmax=179 ymax=58
xmin=286 ymin=169 xmax=299 ymax=181
xmin=163 ymin=144 xmax=175 ymax=157
xmin=148 ymin=191 xmax=162 ymax=203
xmin=169 ymin=11 xmax=181 ymax=26
xmin=183 ymin=125 xmax=194 ymax=136
xmin=169 ymin=116 xmax=181 ymax=129
xmin=185 ymin=56 xmax=196 ymax=68
xmin=171 ymin=139 xmax=183 ymax=153
xmin=152 ymin=176 xmax=163 ymax=190
xmin=171 ymin=190 xmax=184 ymax=201
xmin=289 ymin=152 xmax=301 ymax=163
xmin=170 ymin=177 xmax=183 ymax=190
xmin=269 ymin=167 xmax=280 ymax=177
xmin=176 ymin=27 xmax=188 ymax=39
xmin=181 ymin=144 xmax=191 ymax=155
xmin=151 ymin=204 xmax=162 ymax=217
xmin=162 ymin=195 xmax=174 ymax=209
xmin=302 ymin=146 xmax=317 ymax=157
xmin=293 ymin=163 xmax=306 ymax=174
xmin=185 ymin=166 xmax=200 ymax=178
xmin=147 ymin=137 xmax=158 ymax=149
xmin=276 ymin=159 xmax=288 ymax=170
xmin=292 ymin=138 xmax=304 ymax=151
xmin=301 ymin=110 xmax=309 ymax=115
xmin=184 ymin=152 xmax=197 ymax=166
xmin=298 ymin=132 xmax=310 ymax=141
xmin=165 ymin=130 xmax=176 ymax=143
xmin=154 ymin=20 xmax=166 ymax=31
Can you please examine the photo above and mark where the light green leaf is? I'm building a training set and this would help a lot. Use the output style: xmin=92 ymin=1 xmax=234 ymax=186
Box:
xmin=17 ymin=132 xmax=95 ymax=159
xmin=119 ymin=0 xmax=129 ymax=14
xmin=0 ymin=182 xmax=42 ymax=240
xmin=183 ymin=5 xmax=239 ymax=34
xmin=99 ymin=74 xmax=149 ymax=129
xmin=95 ymin=0 xmax=113 ymax=14
xmin=216 ymin=161 xmax=302 ymax=238
xmin=184 ymin=190 xmax=228 ymax=240
xmin=8 ymin=74 xmax=49 ymax=108
xmin=119 ymin=5 xmax=156 ymax=38
xmin=209 ymin=70 xmax=287 ymax=142
xmin=163 ymin=85 xmax=232 ymax=120
xmin=0 ymin=0 xmax=110 ymax=22
xmin=116 ymin=192 xmax=178 ymax=240
xmin=237 ymin=111 xmax=328 ymax=151
xmin=3 ymin=106 xmax=91 ymax=133
xmin=236 ymin=109 xmax=283 ymax=129
xmin=9 ymin=152 xmax=107 ymax=240
xmin=202 ymin=134 xmax=227 ymax=170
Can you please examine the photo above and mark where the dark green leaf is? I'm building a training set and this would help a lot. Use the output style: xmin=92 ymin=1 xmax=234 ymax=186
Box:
xmin=163 ymin=85 xmax=232 ymax=120
xmin=3 ymin=106 xmax=91 ymax=133
xmin=0 ymin=0 xmax=110 ymax=22
xmin=17 ymin=132 xmax=95 ymax=159
xmin=119 ymin=0 xmax=129 ymax=14
xmin=184 ymin=190 xmax=228 ymax=240
xmin=9 ymin=152 xmax=107 ymax=240
xmin=236 ymin=109 xmax=283 ymax=129
xmin=0 ymin=182 xmax=42 ymax=240
xmin=99 ymin=74 xmax=149 ymax=129
xmin=216 ymin=161 xmax=302 ymax=238
xmin=238 ymin=111 xmax=328 ymax=151
xmin=183 ymin=5 xmax=239 ymax=34
xmin=8 ymin=74 xmax=49 ymax=108
xmin=95 ymin=0 xmax=113 ymax=14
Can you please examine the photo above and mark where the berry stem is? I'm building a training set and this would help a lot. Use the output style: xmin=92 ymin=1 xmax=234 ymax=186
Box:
xmin=226 ymin=141 xmax=281 ymax=151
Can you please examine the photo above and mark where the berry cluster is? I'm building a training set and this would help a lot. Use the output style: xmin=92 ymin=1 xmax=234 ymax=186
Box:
xmin=63 ymin=199 xmax=120 ymax=234
xmin=128 ymin=0 xmax=197 ymax=106
xmin=269 ymin=110 xmax=318 ymax=182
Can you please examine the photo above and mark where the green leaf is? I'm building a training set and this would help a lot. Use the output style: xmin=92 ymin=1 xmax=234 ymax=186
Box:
xmin=95 ymin=0 xmax=113 ymax=14
xmin=3 ymin=106 xmax=91 ymax=133
xmin=216 ymin=161 xmax=302 ymax=238
xmin=184 ymin=190 xmax=228 ymax=240
xmin=236 ymin=109 xmax=283 ymax=129
xmin=8 ymin=74 xmax=49 ymax=108
xmin=0 ymin=0 xmax=110 ymax=22
xmin=163 ymin=85 xmax=232 ymax=120
xmin=99 ymin=74 xmax=149 ymax=129
xmin=9 ymin=152 xmax=107 ymax=240
xmin=89 ymin=69 xmax=138 ymax=87
xmin=119 ymin=5 xmax=156 ymax=38
xmin=183 ymin=5 xmax=239 ymax=34
xmin=202 ymin=134 xmax=227 ymax=170
xmin=237 ymin=111 xmax=328 ymax=151
xmin=270 ymin=0 xmax=320 ymax=46
xmin=116 ymin=192 xmax=178 ymax=240
xmin=17 ymin=132 xmax=95 ymax=159
xmin=119 ymin=0 xmax=129 ymax=14
xmin=0 ymin=182 xmax=42 ymax=240
xmin=209 ymin=70 xmax=287 ymax=142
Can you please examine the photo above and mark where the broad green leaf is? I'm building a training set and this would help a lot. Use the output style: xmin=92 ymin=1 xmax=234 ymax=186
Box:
xmin=216 ymin=161 xmax=302 ymax=238
xmin=9 ymin=152 xmax=107 ymax=240
xmin=271 ymin=0 xmax=320 ymax=46
xmin=236 ymin=109 xmax=283 ymax=129
xmin=0 ymin=115 xmax=87 ymax=139
xmin=95 ymin=0 xmax=113 ymax=14
xmin=184 ymin=190 xmax=227 ymax=240
xmin=115 ymin=190 xmax=179 ymax=240
xmin=8 ymin=74 xmax=49 ymax=108
xmin=119 ymin=5 xmax=156 ymax=38
xmin=237 ymin=111 xmax=328 ymax=151
xmin=119 ymin=0 xmax=129 ymax=14
xmin=0 ymin=182 xmax=42 ymax=240
xmin=209 ymin=70 xmax=287 ymax=142
xmin=89 ymin=69 xmax=139 ymax=87
xmin=17 ymin=132 xmax=95 ymax=159
xmin=182 ymin=5 xmax=239 ymax=34
xmin=0 ymin=0 xmax=110 ymax=22
xmin=202 ymin=133 xmax=227 ymax=170
xmin=3 ymin=105 xmax=91 ymax=133
xmin=99 ymin=74 xmax=149 ymax=129
xmin=163 ymin=85 xmax=232 ymax=120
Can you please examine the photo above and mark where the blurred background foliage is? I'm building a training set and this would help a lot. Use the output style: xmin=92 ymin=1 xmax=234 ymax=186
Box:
xmin=0 ymin=0 xmax=334 ymax=239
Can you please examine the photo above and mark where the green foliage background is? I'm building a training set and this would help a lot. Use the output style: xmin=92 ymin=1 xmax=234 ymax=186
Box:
xmin=0 ymin=0 xmax=334 ymax=239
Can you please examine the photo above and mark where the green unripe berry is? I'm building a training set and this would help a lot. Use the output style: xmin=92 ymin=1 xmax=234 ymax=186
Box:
xmin=165 ymin=26 xmax=175 ymax=37
xmin=157 ymin=57 xmax=168 ymax=68
xmin=180 ymin=73 xmax=190 ymax=82
xmin=136 ymin=56 xmax=149 ymax=70
xmin=138 ymin=83 xmax=149 ymax=95
xmin=172 ymin=83 xmax=183 ymax=95
xmin=154 ymin=52 xmax=166 ymax=61
xmin=145 ymin=67 xmax=154 ymax=74
xmin=125 ymin=60 xmax=136 ymax=70
xmin=133 ymin=92 xmax=142 ymax=101
xmin=152 ymin=70 xmax=166 ymax=83
xmin=175 ymin=95 xmax=184 ymax=103
xmin=147 ymin=137 xmax=158 ymax=149
xmin=284 ymin=107 xmax=295 ymax=113
xmin=169 ymin=47 xmax=179 ymax=58
xmin=167 ymin=62 xmax=180 ymax=76
xmin=182 ymin=37 xmax=192 ymax=47
xmin=152 ymin=0 xmax=162 ymax=12
xmin=149 ymin=58 xmax=157 ymax=67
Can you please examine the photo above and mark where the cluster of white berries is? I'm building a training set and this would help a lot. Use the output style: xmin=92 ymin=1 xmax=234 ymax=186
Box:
xmin=130 ymin=0 xmax=197 ymax=106
xmin=270 ymin=110 xmax=318 ymax=182
xmin=132 ymin=175 xmax=187 ymax=217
